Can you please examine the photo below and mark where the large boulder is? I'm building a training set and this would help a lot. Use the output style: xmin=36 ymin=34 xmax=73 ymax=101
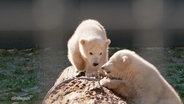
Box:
xmin=42 ymin=66 xmax=127 ymax=104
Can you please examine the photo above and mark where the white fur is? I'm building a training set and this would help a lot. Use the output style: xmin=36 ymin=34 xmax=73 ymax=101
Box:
xmin=67 ymin=19 xmax=111 ymax=76
xmin=100 ymin=49 xmax=182 ymax=104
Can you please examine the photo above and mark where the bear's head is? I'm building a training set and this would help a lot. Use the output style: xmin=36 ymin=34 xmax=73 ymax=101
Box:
xmin=100 ymin=49 xmax=134 ymax=79
xmin=79 ymin=38 xmax=111 ymax=68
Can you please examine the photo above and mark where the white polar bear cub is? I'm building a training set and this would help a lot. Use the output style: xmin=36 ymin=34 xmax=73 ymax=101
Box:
xmin=100 ymin=49 xmax=182 ymax=104
xmin=67 ymin=19 xmax=111 ymax=76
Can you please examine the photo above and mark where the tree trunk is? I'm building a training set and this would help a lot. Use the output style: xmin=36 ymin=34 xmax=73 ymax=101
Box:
xmin=42 ymin=66 xmax=127 ymax=104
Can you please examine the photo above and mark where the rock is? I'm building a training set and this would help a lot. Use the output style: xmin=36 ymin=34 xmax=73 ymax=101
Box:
xmin=42 ymin=66 xmax=127 ymax=104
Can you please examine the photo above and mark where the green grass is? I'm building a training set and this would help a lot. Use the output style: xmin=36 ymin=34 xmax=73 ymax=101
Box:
xmin=0 ymin=49 xmax=40 ymax=104
xmin=0 ymin=47 xmax=184 ymax=103
xmin=164 ymin=48 xmax=184 ymax=101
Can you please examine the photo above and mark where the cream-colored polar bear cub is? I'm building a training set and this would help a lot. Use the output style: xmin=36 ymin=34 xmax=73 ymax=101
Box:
xmin=100 ymin=49 xmax=182 ymax=104
xmin=68 ymin=19 xmax=111 ymax=76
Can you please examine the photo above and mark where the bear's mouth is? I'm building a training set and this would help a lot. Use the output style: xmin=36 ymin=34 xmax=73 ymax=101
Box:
xmin=102 ymin=71 xmax=122 ymax=80
xmin=105 ymin=75 xmax=122 ymax=80
xmin=98 ymin=70 xmax=122 ymax=80
xmin=98 ymin=72 xmax=121 ymax=80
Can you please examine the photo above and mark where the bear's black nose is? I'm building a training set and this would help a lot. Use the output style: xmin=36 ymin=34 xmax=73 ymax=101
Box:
xmin=93 ymin=63 xmax=99 ymax=66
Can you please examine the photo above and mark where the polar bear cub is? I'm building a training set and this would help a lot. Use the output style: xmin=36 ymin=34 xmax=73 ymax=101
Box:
xmin=100 ymin=49 xmax=182 ymax=104
xmin=67 ymin=19 xmax=111 ymax=76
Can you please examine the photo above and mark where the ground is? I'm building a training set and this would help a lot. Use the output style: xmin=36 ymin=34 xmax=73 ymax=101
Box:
xmin=0 ymin=47 xmax=183 ymax=104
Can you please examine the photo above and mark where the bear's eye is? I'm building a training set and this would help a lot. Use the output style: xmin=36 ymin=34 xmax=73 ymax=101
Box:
xmin=99 ymin=52 xmax=102 ymax=55
xmin=89 ymin=52 xmax=93 ymax=55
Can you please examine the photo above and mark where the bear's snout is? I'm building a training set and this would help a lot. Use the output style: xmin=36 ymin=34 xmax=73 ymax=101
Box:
xmin=101 ymin=65 xmax=111 ymax=74
xmin=101 ymin=68 xmax=110 ymax=75
xmin=93 ymin=63 xmax=99 ymax=66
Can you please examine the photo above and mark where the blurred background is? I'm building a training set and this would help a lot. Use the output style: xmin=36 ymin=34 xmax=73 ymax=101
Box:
xmin=0 ymin=0 xmax=184 ymax=103
xmin=0 ymin=0 xmax=184 ymax=49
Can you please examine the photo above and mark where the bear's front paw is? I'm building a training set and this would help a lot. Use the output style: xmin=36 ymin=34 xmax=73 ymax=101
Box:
xmin=100 ymin=77 xmax=111 ymax=87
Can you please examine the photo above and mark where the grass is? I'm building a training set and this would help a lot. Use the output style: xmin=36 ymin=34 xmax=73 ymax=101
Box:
xmin=0 ymin=47 xmax=184 ymax=103
xmin=0 ymin=49 xmax=40 ymax=104
xmin=164 ymin=48 xmax=184 ymax=101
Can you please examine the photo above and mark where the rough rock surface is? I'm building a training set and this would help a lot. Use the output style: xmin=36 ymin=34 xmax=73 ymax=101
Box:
xmin=42 ymin=66 xmax=127 ymax=104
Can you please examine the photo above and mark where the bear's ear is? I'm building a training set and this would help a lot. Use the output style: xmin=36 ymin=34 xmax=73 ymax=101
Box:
xmin=80 ymin=39 xmax=86 ymax=45
xmin=121 ymin=56 xmax=129 ymax=63
xmin=105 ymin=39 xmax=111 ymax=46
